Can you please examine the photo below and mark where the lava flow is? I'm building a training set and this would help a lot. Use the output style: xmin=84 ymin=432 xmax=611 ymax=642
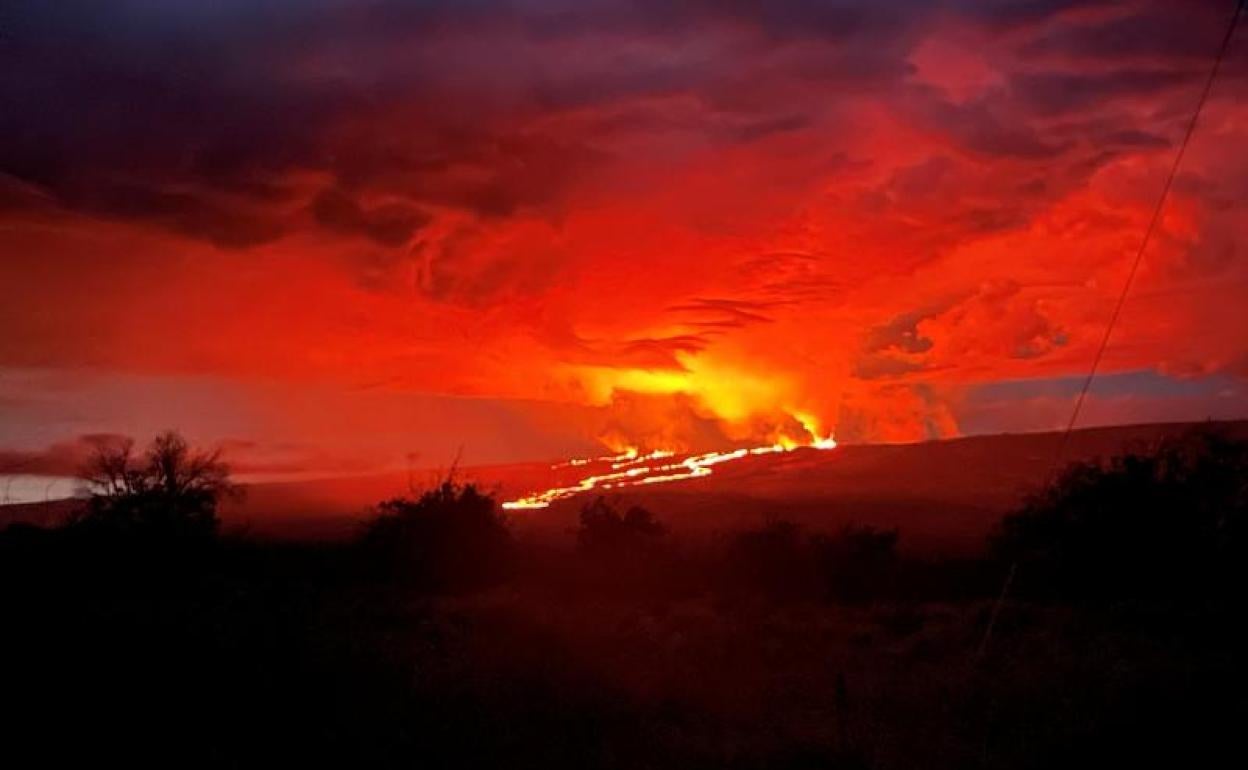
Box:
xmin=502 ymin=429 xmax=837 ymax=510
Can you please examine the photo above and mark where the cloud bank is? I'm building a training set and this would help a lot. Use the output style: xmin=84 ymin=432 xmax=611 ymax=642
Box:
xmin=2 ymin=0 xmax=1246 ymax=469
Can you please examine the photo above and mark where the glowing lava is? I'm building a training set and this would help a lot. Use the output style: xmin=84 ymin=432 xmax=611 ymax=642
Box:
xmin=502 ymin=430 xmax=836 ymax=510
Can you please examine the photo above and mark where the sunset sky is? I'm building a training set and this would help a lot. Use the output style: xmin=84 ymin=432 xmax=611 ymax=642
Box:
xmin=2 ymin=0 xmax=1247 ymax=486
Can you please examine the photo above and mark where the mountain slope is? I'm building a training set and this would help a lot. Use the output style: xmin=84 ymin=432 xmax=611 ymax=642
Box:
xmin=5 ymin=420 xmax=1244 ymax=552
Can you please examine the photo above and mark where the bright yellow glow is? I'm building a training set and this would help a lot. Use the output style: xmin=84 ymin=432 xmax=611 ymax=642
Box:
xmin=571 ymin=353 xmax=803 ymax=425
xmin=504 ymin=352 xmax=841 ymax=510
xmin=794 ymin=411 xmax=838 ymax=450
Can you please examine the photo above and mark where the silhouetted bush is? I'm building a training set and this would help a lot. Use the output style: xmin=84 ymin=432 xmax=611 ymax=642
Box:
xmin=360 ymin=478 xmax=512 ymax=592
xmin=725 ymin=518 xmax=820 ymax=600
xmin=576 ymin=496 xmax=667 ymax=554
xmin=813 ymin=524 xmax=900 ymax=604
xmin=992 ymin=427 xmax=1248 ymax=600
xmin=5 ymin=435 xmax=1246 ymax=767
xmin=74 ymin=430 xmax=236 ymax=541
xmin=723 ymin=519 xmax=904 ymax=603
xmin=569 ymin=497 xmax=679 ymax=596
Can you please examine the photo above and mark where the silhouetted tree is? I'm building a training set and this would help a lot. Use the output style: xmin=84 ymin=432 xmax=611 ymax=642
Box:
xmin=992 ymin=427 xmax=1248 ymax=600
xmin=76 ymin=431 xmax=236 ymax=539
xmin=576 ymin=496 xmax=666 ymax=555
xmin=361 ymin=478 xmax=512 ymax=591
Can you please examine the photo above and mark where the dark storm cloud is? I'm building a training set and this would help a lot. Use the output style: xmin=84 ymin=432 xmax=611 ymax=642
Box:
xmin=667 ymin=299 xmax=779 ymax=330
xmin=0 ymin=0 xmax=604 ymax=246
xmin=1101 ymin=129 xmax=1172 ymax=150
xmin=853 ymin=355 xmax=929 ymax=380
xmin=530 ymin=322 xmax=714 ymax=372
xmin=1009 ymin=69 xmax=1202 ymax=117
xmin=0 ymin=0 xmax=1101 ymax=250
xmin=1 ymin=1 xmax=346 ymax=245
xmin=635 ymin=0 xmax=919 ymax=42
xmin=1021 ymin=0 xmax=1242 ymax=62
xmin=946 ymin=0 xmax=1111 ymax=30
xmin=854 ymin=310 xmax=939 ymax=381
xmin=311 ymin=188 xmax=429 ymax=247
xmin=71 ymin=182 xmax=289 ymax=249
xmin=865 ymin=311 xmax=937 ymax=355
xmin=908 ymin=92 xmax=1072 ymax=159
xmin=0 ymin=433 xmax=124 ymax=477
xmin=0 ymin=0 xmax=1236 ymax=259
xmin=613 ymin=336 xmax=711 ymax=370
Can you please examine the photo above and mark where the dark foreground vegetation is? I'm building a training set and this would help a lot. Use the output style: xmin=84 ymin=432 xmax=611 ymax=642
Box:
xmin=2 ymin=428 xmax=1246 ymax=768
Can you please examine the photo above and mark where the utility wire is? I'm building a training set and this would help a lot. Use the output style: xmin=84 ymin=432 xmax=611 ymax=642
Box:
xmin=1050 ymin=0 xmax=1245 ymax=471
xmin=975 ymin=0 xmax=1245 ymax=665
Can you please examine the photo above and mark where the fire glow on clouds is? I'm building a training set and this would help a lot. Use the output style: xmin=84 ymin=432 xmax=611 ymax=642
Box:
xmin=1 ymin=0 xmax=1247 ymax=477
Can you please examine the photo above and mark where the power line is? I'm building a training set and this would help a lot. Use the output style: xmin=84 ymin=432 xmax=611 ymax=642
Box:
xmin=976 ymin=0 xmax=1245 ymax=665
xmin=1050 ymin=0 xmax=1245 ymax=471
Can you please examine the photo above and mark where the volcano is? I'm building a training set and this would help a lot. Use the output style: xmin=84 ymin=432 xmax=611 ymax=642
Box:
xmin=7 ymin=420 xmax=1243 ymax=553
xmin=203 ymin=419 xmax=1247 ymax=552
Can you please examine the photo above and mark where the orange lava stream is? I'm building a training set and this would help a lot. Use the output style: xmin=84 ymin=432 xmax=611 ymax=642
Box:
xmin=502 ymin=435 xmax=836 ymax=511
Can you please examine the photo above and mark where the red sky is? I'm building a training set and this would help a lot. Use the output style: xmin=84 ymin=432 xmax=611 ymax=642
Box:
xmin=2 ymin=0 xmax=1247 ymax=481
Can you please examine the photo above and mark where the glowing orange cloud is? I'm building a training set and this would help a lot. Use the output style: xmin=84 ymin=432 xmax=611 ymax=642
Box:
xmin=1 ymin=0 xmax=1246 ymax=473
